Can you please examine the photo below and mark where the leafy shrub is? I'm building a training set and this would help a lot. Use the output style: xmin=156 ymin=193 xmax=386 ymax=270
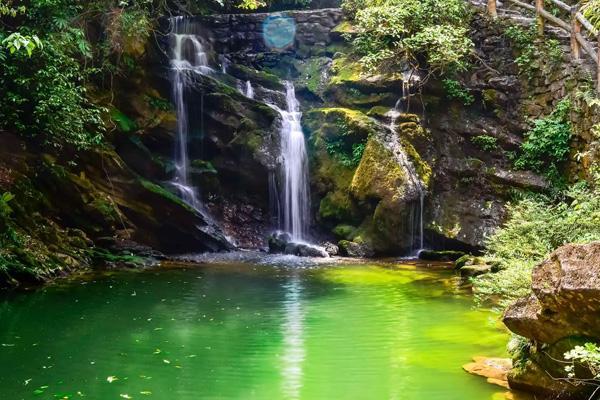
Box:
xmin=514 ymin=99 xmax=572 ymax=186
xmin=581 ymin=0 xmax=600 ymax=30
xmin=346 ymin=0 xmax=473 ymax=75
xmin=0 ymin=192 xmax=14 ymax=218
xmin=504 ymin=24 xmax=563 ymax=79
xmin=2 ymin=32 xmax=42 ymax=56
xmin=564 ymin=343 xmax=600 ymax=380
xmin=474 ymin=184 xmax=600 ymax=306
xmin=471 ymin=135 xmax=498 ymax=151
xmin=443 ymin=78 xmax=474 ymax=105
xmin=325 ymin=138 xmax=365 ymax=168
xmin=106 ymin=7 xmax=152 ymax=56
xmin=0 ymin=35 xmax=105 ymax=149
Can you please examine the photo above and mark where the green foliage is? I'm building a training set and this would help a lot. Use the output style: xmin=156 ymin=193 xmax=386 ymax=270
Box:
xmin=346 ymin=0 xmax=473 ymax=75
xmin=581 ymin=0 xmax=600 ymax=30
xmin=0 ymin=35 xmax=105 ymax=149
xmin=106 ymin=7 xmax=152 ymax=55
xmin=564 ymin=342 xmax=600 ymax=380
xmin=474 ymin=184 xmax=600 ymax=306
xmin=2 ymin=32 xmax=42 ymax=56
xmin=325 ymin=139 xmax=366 ymax=168
xmin=504 ymin=24 xmax=563 ymax=79
xmin=442 ymin=78 xmax=474 ymax=105
xmin=514 ymin=99 xmax=572 ymax=186
xmin=0 ymin=192 xmax=14 ymax=217
xmin=471 ymin=135 xmax=498 ymax=151
xmin=0 ymin=0 xmax=25 ymax=17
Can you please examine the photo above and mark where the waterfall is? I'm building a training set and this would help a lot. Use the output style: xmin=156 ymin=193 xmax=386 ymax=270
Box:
xmin=387 ymin=73 xmax=425 ymax=252
xmin=268 ymin=82 xmax=310 ymax=241
xmin=169 ymin=17 xmax=214 ymax=211
xmin=238 ymin=80 xmax=255 ymax=99
xmin=245 ymin=81 xmax=254 ymax=99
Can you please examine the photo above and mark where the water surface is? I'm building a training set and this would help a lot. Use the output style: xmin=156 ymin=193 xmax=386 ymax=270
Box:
xmin=0 ymin=257 xmax=509 ymax=399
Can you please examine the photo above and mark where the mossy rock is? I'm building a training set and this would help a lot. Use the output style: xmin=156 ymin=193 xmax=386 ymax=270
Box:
xmin=338 ymin=239 xmax=375 ymax=258
xmin=295 ymin=57 xmax=332 ymax=98
xmin=305 ymin=107 xmax=377 ymax=141
xmin=138 ymin=178 xmax=195 ymax=213
xmin=419 ymin=250 xmax=466 ymax=261
xmin=350 ymin=137 xmax=407 ymax=204
xmin=454 ymin=254 xmax=472 ymax=269
xmin=328 ymin=56 xmax=364 ymax=87
xmin=226 ymin=64 xmax=284 ymax=91
xmin=332 ymin=21 xmax=357 ymax=35
xmin=332 ymin=224 xmax=357 ymax=239
xmin=318 ymin=190 xmax=358 ymax=223
xmin=400 ymin=137 xmax=432 ymax=187
xmin=367 ymin=106 xmax=393 ymax=118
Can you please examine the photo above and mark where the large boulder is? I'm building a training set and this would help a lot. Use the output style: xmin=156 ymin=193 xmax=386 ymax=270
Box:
xmin=504 ymin=242 xmax=600 ymax=344
xmin=502 ymin=242 xmax=600 ymax=399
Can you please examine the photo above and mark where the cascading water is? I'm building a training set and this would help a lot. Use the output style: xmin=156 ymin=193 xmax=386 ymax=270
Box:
xmin=269 ymin=82 xmax=310 ymax=241
xmin=169 ymin=17 xmax=214 ymax=211
xmin=238 ymin=80 xmax=254 ymax=99
xmin=386 ymin=72 xmax=425 ymax=252
xmin=245 ymin=81 xmax=254 ymax=99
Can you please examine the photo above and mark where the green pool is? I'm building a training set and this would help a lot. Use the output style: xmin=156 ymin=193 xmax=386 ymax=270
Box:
xmin=0 ymin=256 xmax=510 ymax=399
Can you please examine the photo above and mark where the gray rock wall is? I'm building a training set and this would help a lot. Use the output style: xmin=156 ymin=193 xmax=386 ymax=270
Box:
xmin=197 ymin=8 xmax=343 ymax=64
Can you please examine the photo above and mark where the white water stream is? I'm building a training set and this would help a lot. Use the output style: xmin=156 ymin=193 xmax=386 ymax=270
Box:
xmin=267 ymin=82 xmax=310 ymax=241
xmin=386 ymin=73 xmax=425 ymax=252
xmin=169 ymin=17 xmax=214 ymax=211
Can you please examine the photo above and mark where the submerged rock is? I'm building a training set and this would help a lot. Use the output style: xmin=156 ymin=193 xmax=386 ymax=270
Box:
xmin=463 ymin=356 xmax=511 ymax=389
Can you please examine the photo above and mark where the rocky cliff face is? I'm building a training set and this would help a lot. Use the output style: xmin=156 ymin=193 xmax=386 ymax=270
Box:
xmin=179 ymin=7 xmax=555 ymax=254
xmin=503 ymin=242 xmax=600 ymax=399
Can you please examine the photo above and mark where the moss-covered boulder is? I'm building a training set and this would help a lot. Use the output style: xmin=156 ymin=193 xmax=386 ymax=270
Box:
xmin=350 ymin=137 xmax=409 ymax=205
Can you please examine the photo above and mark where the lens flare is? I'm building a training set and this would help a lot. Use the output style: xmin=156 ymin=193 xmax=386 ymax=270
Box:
xmin=263 ymin=15 xmax=296 ymax=50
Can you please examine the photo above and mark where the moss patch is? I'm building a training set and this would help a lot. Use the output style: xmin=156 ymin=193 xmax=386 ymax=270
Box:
xmin=139 ymin=178 xmax=195 ymax=213
xmin=350 ymin=137 xmax=407 ymax=204
xmin=227 ymin=64 xmax=284 ymax=91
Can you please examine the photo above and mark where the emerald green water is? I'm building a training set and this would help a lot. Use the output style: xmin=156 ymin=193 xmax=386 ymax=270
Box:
xmin=0 ymin=258 xmax=509 ymax=400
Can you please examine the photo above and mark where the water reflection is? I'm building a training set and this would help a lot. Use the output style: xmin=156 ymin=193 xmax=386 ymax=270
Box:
xmin=281 ymin=273 xmax=305 ymax=399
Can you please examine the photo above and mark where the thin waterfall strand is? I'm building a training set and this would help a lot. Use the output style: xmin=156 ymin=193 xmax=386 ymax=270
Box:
xmin=386 ymin=73 xmax=426 ymax=252
xmin=169 ymin=17 xmax=213 ymax=210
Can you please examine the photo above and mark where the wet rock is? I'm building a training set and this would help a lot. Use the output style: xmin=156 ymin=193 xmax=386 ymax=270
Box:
xmin=268 ymin=231 xmax=291 ymax=253
xmin=463 ymin=356 xmax=511 ymax=389
xmin=338 ymin=240 xmax=375 ymax=258
xmin=296 ymin=243 xmax=329 ymax=258
xmin=454 ymin=254 xmax=472 ymax=269
xmin=322 ymin=241 xmax=339 ymax=256
xmin=418 ymin=250 xmax=466 ymax=261
xmin=268 ymin=232 xmax=329 ymax=257
xmin=459 ymin=264 xmax=493 ymax=277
